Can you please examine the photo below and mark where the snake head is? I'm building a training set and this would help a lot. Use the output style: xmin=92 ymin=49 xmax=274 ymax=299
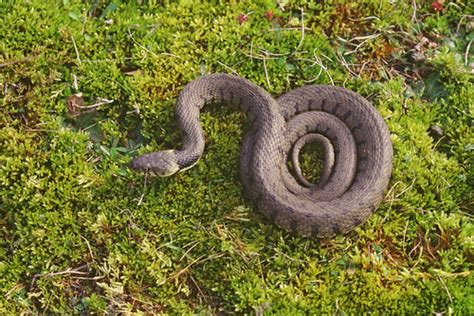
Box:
xmin=129 ymin=150 xmax=179 ymax=177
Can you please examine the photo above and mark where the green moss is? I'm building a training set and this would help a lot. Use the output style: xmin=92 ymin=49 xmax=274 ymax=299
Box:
xmin=1 ymin=0 xmax=472 ymax=314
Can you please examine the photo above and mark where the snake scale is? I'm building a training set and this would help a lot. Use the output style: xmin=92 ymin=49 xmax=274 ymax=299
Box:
xmin=130 ymin=74 xmax=393 ymax=237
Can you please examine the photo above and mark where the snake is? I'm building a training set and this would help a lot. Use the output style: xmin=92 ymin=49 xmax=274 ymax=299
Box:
xmin=129 ymin=74 xmax=393 ymax=237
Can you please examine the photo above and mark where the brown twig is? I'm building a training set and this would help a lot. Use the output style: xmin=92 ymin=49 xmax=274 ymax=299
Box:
xmin=0 ymin=57 xmax=34 ymax=68
xmin=31 ymin=264 xmax=89 ymax=288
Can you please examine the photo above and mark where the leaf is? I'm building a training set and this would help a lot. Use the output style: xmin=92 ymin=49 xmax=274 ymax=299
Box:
xmin=87 ymin=124 xmax=104 ymax=143
xmin=423 ymin=73 xmax=448 ymax=100
xmin=285 ymin=63 xmax=296 ymax=73
xmin=114 ymin=147 xmax=129 ymax=153
xmin=67 ymin=93 xmax=84 ymax=116
xmin=100 ymin=145 xmax=110 ymax=156
xmin=466 ymin=31 xmax=474 ymax=41
xmin=68 ymin=11 xmax=80 ymax=21
xmin=74 ymin=112 xmax=97 ymax=130
xmin=101 ymin=2 xmax=119 ymax=18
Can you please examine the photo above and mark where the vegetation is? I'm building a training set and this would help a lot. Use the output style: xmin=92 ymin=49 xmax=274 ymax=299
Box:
xmin=1 ymin=0 xmax=472 ymax=313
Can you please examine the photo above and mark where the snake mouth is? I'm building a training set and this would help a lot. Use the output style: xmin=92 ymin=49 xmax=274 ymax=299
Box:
xmin=128 ymin=158 xmax=154 ymax=174
xmin=128 ymin=163 xmax=160 ymax=178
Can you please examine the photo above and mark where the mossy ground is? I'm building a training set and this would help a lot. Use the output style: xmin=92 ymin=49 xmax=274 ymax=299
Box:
xmin=0 ymin=0 xmax=473 ymax=314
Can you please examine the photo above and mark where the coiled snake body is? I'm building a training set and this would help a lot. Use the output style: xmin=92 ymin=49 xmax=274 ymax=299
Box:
xmin=130 ymin=74 xmax=393 ymax=237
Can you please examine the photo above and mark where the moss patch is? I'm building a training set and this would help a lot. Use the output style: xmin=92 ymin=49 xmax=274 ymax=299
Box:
xmin=1 ymin=0 xmax=472 ymax=313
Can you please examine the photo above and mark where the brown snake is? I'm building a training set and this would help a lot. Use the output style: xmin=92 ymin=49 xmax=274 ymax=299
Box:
xmin=129 ymin=74 xmax=393 ymax=237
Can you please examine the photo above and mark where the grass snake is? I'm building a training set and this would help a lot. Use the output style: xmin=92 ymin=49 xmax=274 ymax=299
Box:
xmin=129 ymin=74 xmax=393 ymax=237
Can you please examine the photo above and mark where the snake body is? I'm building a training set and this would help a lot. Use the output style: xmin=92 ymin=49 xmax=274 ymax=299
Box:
xmin=130 ymin=74 xmax=393 ymax=237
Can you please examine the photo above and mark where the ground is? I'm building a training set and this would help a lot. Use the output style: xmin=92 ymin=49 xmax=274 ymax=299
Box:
xmin=0 ymin=0 xmax=473 ymax=314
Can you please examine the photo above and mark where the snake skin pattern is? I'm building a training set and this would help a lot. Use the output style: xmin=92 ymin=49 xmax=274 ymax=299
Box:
xmin=130 ymin=74 xmax=393 ymax=237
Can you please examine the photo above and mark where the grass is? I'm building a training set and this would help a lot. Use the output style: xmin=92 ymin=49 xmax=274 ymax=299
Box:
xmin=0 ymin=0 xmax=473 ymax=314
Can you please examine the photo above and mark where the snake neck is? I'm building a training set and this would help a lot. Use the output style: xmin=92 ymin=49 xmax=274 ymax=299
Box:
xmin=175 ymin=150 xmax=201 ymax=172
xmin=173 ymin=73 xmax=284 ymax=175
